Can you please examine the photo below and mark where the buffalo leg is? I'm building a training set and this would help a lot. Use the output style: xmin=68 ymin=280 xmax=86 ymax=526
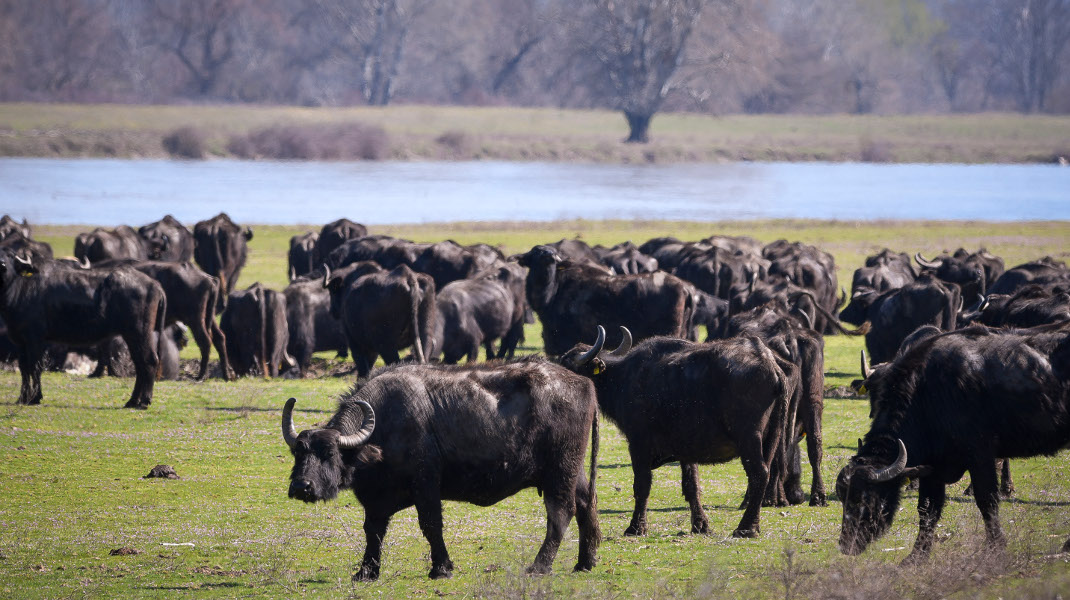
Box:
xmin=625 ymin=449 xmax=652 ymax=536
xmin=209 ymin=318 xmax=232 ymax=381
xmin=123 ymin=329 xmax=158 ymax=409
xmin=483 ymin=340 xmax=497 ymax=361
xmin=734 ymin=431 xmax=770 ymax=538
xmin=17 ymin=344 xmax=44 ymax=405
xmin=414 ymin=495 xmax=454 ymax=579
xmin=573 ymin=470 xmax=600 ymax=572
xmin=999 ymin=459 xmax=1014 ymax=497
xmin=465 ymin=340 xmax=480 ymax=364
xmin=381 ymin=349 xmax=400 ymax=365
xmin=355 ymin=513 xmax=391 ymax=581
xmin=681 ymin=463 xmax=709 ymax=534
xmin=802 ymin=410 xmax=827 ymax=506
xmin=903 ymin=476 xmax=946 ymax=565
xmin=529 ymin=481 xmax=575 ymax=575
xmin=968 ymin=461 xmax=1007 ymax=551
xmin=189 ymin=314 xmax=213 ymax=381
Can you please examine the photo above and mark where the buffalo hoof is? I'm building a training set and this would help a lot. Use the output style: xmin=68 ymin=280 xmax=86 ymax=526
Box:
xmin=17 ymin=397 xmax=41 ymax=406
xmin=124 ymin=399 xmax=150 ymax=410
xmin=524 ymin=563 xmax=551 ymax=576
xmin=732 ymin=528 xmax=759 ymax=539
xmin=691 ymin=518 xmax=710 ymax=535
xmin=574 ymin=559 xmax=596 ymax=573
xmin=623 ymin=523 xmax=646 ymax=537
xmin=1000 ymin=484 xmax=1015 ymax=498
xmin=353 ymin=566 xmax=379 ymax=582
xmin=809 ymin=492 xmax=828 ymax=507
xmin=429 ymin=561 xmax=454 ymax=580
xmin=899 ymin=550 xmax=929 ymax=567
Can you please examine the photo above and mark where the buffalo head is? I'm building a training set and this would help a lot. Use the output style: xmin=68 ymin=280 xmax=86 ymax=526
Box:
xmin=557 ymin=325 xmax=632 ymax=377
xmin=282 ymin=397 xmax=380 ymax=503
xmin=836 ymin=439 xmax=931 ymax=555
xmin=517 ymin=245 xmax=563 ymax=311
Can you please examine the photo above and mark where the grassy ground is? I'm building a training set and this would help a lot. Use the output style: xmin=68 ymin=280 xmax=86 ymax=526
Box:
xmin=2 ymin=103 xmax=1070 ymax=163
xmin=2 ymin=220 xmax=1069 ymax=598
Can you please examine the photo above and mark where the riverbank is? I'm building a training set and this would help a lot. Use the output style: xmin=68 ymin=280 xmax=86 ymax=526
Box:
xmin=2 ymin=103 xmax=1069 ymax=164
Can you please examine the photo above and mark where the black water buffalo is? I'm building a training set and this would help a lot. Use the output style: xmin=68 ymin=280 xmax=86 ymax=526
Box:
xmin=518 ymin=245 xmax=695 ymax=356
xmin=0 ymin=231 xmax=53 ymax=262
xmin=558 ymin=327 xmax=795 ymax=537
xmin=724 ymin=303 xmax=827 ymax=507
xmin=840 ymin=249 xmax=917 ymax=325
xmin=691 ymin=290 xmax=730 ymax=341
xmin=282 ymin=358 xmax=601 ymax=580
xmin=675 ymin=246 xmax=769 ymax=302
xmin=221 ymin=283 xmax=291 ymax=377
xmin=282 ymin=273 xmax=349 ymax=376
xmin=315 ymin=218 xmax=368 ymax=263
xmin=988 ymin=256 xmax=1070 ymax=295
xmin=138 ymin=215 xmax=195 ymax=262
xmin=93 ymin=324 xmax=188 ymax=380
xmin=412 ymin=240 xmax=482 ymax=289
xmin=331 ymin=264 xmax=436 ymax=377
xmin=432 ymin=273 xmax=522 ymax=363
xmin=963 ymin=283 xmax=1070 ymax=329
xmin=837 ymin=322 xmax=1070 ymax=563
xmin=592 ymin=242 xmax=658 ymax=274
xmin=94 ymin=259 xmax=231 ymax=380
xmin=327 ymin=235 xmax=426 ymax=270
xmin=637 ymin=237 xmax=698 ymax=271
xmin=193 ymin=213 xmax=252 ymax=296
xmin=858 ymin=274 xmax=961 ymax=364
xmin=0 ymin=254 xmax=165 ymax=408
xmin=75 ymin=225 xmax=147 ymax=264
xmin=0 ymin=215 xmax=31 ymax=241
xmin=915 ymin=248 xmax=1004 ymax=300
xmin=288 ymin=232 xmax=319 ymax=280
xmin=763 ymin=240 xmax=839 ymax=333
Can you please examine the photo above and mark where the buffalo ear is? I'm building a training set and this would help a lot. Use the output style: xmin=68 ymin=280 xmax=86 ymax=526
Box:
xmin=355 ymin=444 xmax=382 ymax=466
xmin=13 ymin=258 xmax=36 ymax=277
xmin=244 ymin=227 xmax=254 ymax=241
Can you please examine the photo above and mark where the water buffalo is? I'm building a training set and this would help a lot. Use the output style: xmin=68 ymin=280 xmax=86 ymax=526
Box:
xmin=0 ymin=215 xmax=31 ymax=241
xmin=282 ymin=272 xmax=350 ymax=376
xmin=221 ymin=283 xmax=291 ymax=377
xmin=838 ymin=322 xmax=1070 ymax=563
xmin=0 ymin=231 xmax=52 ymax=262
xmin=281 ymin=358 xmax=600 ymax=579
xmin=988 ymin=257 xmax=1070 ymax=295
xmin=915 ymin=248 xmax=1003 ymax=300
xmin=0 ymin=254 xmax=165 ymax=408
xmin=432 ymin=273 xmax=522 ymax=364
xmin=518 ymin=245 xmax=695 ymax=356
xmin=592 ymin=241 xmax=658 ymax=274
xmin=859 ymin=274 xmax=961 ymax=364
xmin=138 ymin=215 xmax=195 ymax=262
xmin=193 ymin=213 xmax=252 ymax=296
xmin=314 ymin=218 xmax=367 ymax=263
xmin=75 ymin=225 xmax=147 ymax=264
xmin=840 ymin=249 xmax=917 ymax=325
xmin=558 ymin=326 xmax=797 ymax=537
xmin=288 ymin=231 xmax=320 ymax=280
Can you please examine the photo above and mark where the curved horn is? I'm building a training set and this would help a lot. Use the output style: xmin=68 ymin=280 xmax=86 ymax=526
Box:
xmin=338 ymin=400 xmax=376 ymax=449
xmin=289 ymin=266 xmax=296 ymax=282
xmin=978 ymin=296 xmax=989 ymax=312
xmin=914 ymin=252 xmax=942 ymax=269
xmin=839 ymin=286 xmax=847 ymax=307
xmin=857 ymin=438 xmax=863 ymax=454
xmin=14 ymin=254 xmax=31 ymax=266
xmin=609 ymin=326 xmax=632 ymax=356
xmin=282 ymin=397 xmax=299 ymax=449
xmin=321 ymin=263 xmax=331 ymax=289
xmin=869 ymin=439 xmax=908 ymax=483
xmin=861 ymin=349 xmax=872 ymax=379
xmin=575 ymin=326 xmax=606 ymax=366
xmin=792 ymin=305 xmax=814 ymax=330
xmin=79 ymin=256 xmax=90 ymax=269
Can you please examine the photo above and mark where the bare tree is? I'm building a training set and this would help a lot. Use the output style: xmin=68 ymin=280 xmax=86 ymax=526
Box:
xmin=991 ymin=0 xmax=1070 ymax=112
xmin=578 ymin=0 xmax=712 ymax=143
xmin=150 ymin=0 xmax=249 ymax=97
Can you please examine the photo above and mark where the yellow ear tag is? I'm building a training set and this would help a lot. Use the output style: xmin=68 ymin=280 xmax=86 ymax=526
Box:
xmin=858 ymin=383 xmax=868 ymax=394
xmin=592 ymin=364 xmax=603 ymax=375
xmin=556 ymin=264 xmax=566 ymax=271
xmin=20 ymin=271 xmax=33 ymax=278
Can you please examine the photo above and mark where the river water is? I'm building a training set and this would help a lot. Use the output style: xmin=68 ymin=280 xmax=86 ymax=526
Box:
xmin=1 ymin=158 xmax=1067 ymax=224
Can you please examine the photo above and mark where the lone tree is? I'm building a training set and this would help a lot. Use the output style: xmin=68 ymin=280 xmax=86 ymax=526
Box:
xmin=581 ymin=0 xmax=709 ymax=143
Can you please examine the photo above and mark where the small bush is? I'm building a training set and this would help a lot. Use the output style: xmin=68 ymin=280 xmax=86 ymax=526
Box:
xmin=226 ymin=122 xmax=389 ymax=161
xmin=435 ymin=130 xmax=472 ymax=157
xmin=162 ymin=126 xmax=206 ymax=159
xmin=859 ymin=136 xmax=893 ymax=163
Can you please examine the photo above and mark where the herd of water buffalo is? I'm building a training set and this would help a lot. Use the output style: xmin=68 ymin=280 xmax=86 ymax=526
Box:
xmin=1 ymin=212 xmax=1068 ymax=579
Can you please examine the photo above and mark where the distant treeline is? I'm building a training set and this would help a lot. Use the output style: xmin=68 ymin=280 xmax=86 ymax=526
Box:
xmin=2 ymin=0 xmax=1068 ymax=139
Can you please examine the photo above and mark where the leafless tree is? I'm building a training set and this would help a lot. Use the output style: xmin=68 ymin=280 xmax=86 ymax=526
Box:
xmin=990 ymin=0 xmax=1070 ymax=112
xmin=150 ymin=0 xmax=248 ymax=97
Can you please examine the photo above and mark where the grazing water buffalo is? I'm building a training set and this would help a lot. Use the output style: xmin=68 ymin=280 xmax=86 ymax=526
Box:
xmin=193 ymin=213 xmax=252 ymax=296
xmin=330 ymin=264 xmax=436 ymax=377
xmin=859 ymin=274 xmax=961 ymax=364
xmin=75 ymin=225 xmax=147 ymax=264
xmin=763 ymin=240 xmax=840 ymax=333
xmin=314 ymin=218 xmax=368 ymax=263
xmin=288 ymin=232 xmax=320 ymax=280
xmin=281 ymin=358 xmax=601 ymax=580
xmin=0 ymin=215 xmax=31 ymax=241
xmin=915 ymin=248 xmax=1004 ymax=300
xmin=725 ymin=303 xmax=827 ymax=507
xmin=0 ymin=254 xmax=165 ymax=408
xmin=0 ymin=231 xmax=53 ymax=262
xmin=518 ymin=245 xmax=695 ymax=356
xmin=988 ymin=257 xmax=1070 ymax=295
xmin=283 ymin=274 xmax=349 ymax=376
xmin=838 ymin=322 xmax=1070 ymax=563
xmin=962 ymin=283 xmax=1070 ymax=329
xmin=221 ymin=283 xmax=291 ymax=377
xmin=326 ymin=235 xmax=426 ymax=270
xmin=592 ymin=242 xmax=658 ymax=274
xmin=138 ymin=215 xmax=195 ymax=262
xmin=432 ymin=273 xmax=521 ymax=364
xmin=412 ymin=240 xmax=482 ymax=289
xmin=559 ymin=326 xmax=797 ymax=537
xmin=840 ymin=249 xmax=917 ymax=325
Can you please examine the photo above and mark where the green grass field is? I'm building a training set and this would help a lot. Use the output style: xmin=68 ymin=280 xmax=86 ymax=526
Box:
xmin=2 ymin=220 xmax=1069 ymax=598
xmin=2 ymin=103 xmax=1070 ymax=163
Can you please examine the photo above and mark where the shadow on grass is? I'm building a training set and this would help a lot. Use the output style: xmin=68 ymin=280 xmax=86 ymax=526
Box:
xmin=601 ymin=505 xmax=691 ymax=515
xmin=205 ymin=406 xmax=333 ymax=414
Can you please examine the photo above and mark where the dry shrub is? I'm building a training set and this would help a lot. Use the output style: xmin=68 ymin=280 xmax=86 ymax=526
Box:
xmin=435 ymin=130 xmax=472 ymax=157
xmin=227 ymin=123 xmax=389 ymax=160
xmin=162 ymin=126 xmax=206 ymax=159
xmin=859 ymin=137 xmax=893 ymax=163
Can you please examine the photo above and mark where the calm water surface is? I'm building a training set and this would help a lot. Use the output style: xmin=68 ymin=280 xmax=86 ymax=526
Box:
xmin=0 ymin=158 xmax=1067 ymax=224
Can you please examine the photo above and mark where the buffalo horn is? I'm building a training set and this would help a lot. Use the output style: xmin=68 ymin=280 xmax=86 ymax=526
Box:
xmin=609 ymin=326 xmax=632 ymax=356
xmin=792 ymin=306 xmax=814 ymax=330
xmin=79 ymin=256 xmax=90 ymax=269
xmin=839 ymin=286 xmax=848 ymax=307
xmin=338 ymin=400 xmax=376 ymax=449
xmin=870 ymin=439 xmax=909 ymax=483
xmin=282 ymin=397 xmax=300 ymax=449
xmin=14 ymin=254 xmax=31 ymax=266
xmin=321 ymin=264 xmax=331 ymax=289
xmin=861 ymin=349 xmax=871 ymax=379
xmin=575 ymin=326 xmax=606 ymax=366
xmin=914 ymin=252 xmax=943 ymax=269
xmin=979 ymin=296 xmax=989 ymax=312
xmin=289 ymin=266 xmax=296 ymax=282
xmin=857 ymin=438 xmax=863 ymax=454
